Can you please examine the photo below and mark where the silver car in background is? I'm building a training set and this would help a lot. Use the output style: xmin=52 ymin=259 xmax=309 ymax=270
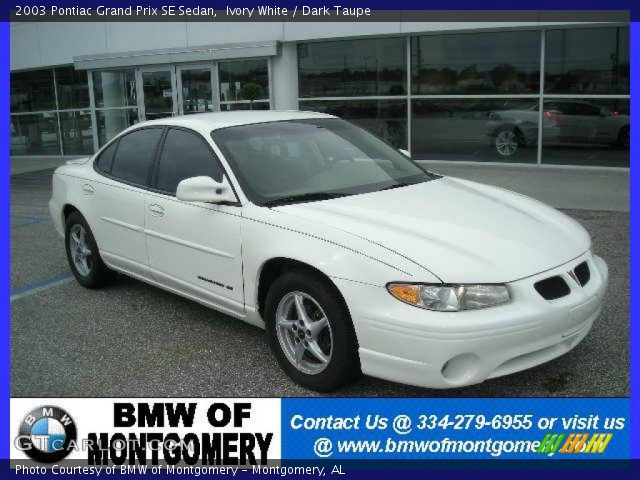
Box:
xmin=487 ymin=100 xmax=630 ymax=157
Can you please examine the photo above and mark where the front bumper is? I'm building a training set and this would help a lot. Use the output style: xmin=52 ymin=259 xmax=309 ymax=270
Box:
xmin=333 ymin=251 xmax=608 ymax=389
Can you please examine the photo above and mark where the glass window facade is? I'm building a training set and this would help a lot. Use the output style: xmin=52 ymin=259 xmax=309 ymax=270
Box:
xmin=412 ymin=31 xmax=540 ymax=94
xmin=219 ymin=59 xmax=269 ymax=102
xmin=300 ymin=99 xmax=407 ymax=149
xmin=55 ymin=67 xmax=89 ymax=109
xmin=299 ymin=26 xmax=629 ymax=167
xmin=299 ymin=38 xmax=406 ymax=97
xmin=412 ymin=99 xmax=539 ymax=163
xmin=220 ymin=101 xmax=270 ymax=111
xmin=10 ymin=69 xmax=56 ymax=113
xmin=11 ymin=59 xmax=271 ymax=155
xmin=545 ymin=27 xmax=629 ymax=94
xmin=10 ymin=66 xmax=136 ymax=155
xmin=539 ymin=26 xmax=630 ymax=166
xmin=299 ymin=37 xmax=407 ymax=148
xmin=10 ymin=113 xmax=60 ymax=156
xmin=409 ymin=30 xmax=542 ymax=163
xmin=11 ymin=60 xmax=273 ymax=155
xmin=59 ymin=110 xmax=93 ymax=155
xmin=541 ymin=98 xmax=630 ymax=167
xmin=219 ymin=59 xmax=271 ymax=111
xmin=10 ymin=25 xmax=629 ymax=169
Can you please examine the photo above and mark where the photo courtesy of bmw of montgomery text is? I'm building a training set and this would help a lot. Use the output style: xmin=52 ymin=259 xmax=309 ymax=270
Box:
xmin=49 ymin=110 xmax=608 ymax=392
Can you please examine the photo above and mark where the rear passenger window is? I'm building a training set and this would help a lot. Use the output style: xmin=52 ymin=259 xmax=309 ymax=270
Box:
xmin=156 ymin=128 xmax=223 ymax=194
xmin=95 ymin=141 xmax=118 ymax=173
xmin=110 ymin=128 xmax=163 ymax=186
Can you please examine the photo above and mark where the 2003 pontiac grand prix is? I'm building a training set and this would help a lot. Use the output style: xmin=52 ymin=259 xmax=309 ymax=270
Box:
xmin=49 ymin=111 xmax=608 ymax=391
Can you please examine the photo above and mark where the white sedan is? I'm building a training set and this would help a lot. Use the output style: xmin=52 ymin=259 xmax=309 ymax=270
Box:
xmin=49 ymin=111 xmax=608 ymax=391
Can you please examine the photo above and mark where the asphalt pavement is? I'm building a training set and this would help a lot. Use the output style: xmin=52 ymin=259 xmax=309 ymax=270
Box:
xmin=10 ymin=169 xmax=629 ymax=397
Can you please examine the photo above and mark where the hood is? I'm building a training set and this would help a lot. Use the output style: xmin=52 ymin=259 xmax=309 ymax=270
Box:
xmin=274 ymin=177 xmax=590 ymax=283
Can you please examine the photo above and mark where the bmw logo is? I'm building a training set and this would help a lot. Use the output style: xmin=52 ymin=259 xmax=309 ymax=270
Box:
xmin=18 ymin=406 xmax=77 ymax=462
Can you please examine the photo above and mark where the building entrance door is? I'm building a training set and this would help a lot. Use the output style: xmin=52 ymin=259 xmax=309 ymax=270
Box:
xmin=139 ymin=66 xmax=178 ymax=120
xmin=138 ymin=64 xmax=217 ymax=120
xmin=176 ymin=64 xmax=217 ymax=115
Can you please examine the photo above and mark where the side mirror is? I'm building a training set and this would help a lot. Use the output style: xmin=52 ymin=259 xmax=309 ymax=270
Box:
xmin=398 ymin=148 xmax=411 ymax=158
xmin=176 ymin=176 xmax=237 ymax=204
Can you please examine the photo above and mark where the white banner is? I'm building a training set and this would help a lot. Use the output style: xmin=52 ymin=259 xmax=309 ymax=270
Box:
xmin=10 ymin=398 xmax=281 ymax=466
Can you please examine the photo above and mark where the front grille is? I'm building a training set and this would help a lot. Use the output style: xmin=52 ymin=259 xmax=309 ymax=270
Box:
xmin=574 ymin=261 xmax=590 ymax=286
xmin=534 ymin=276 xmax=570 ymax=300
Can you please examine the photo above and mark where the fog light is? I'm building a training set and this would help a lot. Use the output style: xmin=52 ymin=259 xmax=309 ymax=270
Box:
xmin=440 ymin=354 xmax=479 ymax=384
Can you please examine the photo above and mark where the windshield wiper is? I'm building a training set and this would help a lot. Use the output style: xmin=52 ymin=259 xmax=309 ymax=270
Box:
xmin=262 ymin=191 xmax=349 ymax=207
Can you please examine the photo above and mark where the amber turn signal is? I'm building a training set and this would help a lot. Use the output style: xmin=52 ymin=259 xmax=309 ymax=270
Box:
xmin=387 ymin=284 xmax=420 ymax=305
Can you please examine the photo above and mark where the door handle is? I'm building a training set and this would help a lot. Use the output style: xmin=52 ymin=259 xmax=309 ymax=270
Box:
xmin=148 ymin=204 xmax=165 ymax=217
xmin=82 ymin=184 xmax=94 ymax=195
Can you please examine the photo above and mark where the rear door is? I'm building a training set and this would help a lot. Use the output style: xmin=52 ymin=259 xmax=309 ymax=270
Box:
xmin=144 ymin=127 xmax=245 ymax=315
xmin=91 ymin=127 xmax=164 ymax=277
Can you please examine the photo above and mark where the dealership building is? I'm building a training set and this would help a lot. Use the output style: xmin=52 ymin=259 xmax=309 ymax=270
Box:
xmin=10 ymin=20 xmax=630 ymax=168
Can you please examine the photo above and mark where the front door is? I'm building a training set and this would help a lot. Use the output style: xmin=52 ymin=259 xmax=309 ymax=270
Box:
xmin=144 ymin=127 xmax=244 ymax=315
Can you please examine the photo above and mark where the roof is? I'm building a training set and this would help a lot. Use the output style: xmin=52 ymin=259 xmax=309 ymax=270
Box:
xmin=139 ymin=110 xmax=336 ymax=133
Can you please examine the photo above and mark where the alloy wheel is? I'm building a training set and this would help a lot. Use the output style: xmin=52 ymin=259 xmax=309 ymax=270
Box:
xmin=275 ymin=291 xmax=333 ymax=375
xmin=69 ymin=224 xmax=93 ymax=276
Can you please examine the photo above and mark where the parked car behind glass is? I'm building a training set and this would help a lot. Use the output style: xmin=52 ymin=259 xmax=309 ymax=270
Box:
xmin=486 ymin=100 xmax=630 ymax=157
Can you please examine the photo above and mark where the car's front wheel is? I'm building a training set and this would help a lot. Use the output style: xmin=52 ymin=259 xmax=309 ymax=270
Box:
xmin=265 ymin=270 xmax=360 ymax=391
xmin=65 ymin=211 xmax=111 ymax=288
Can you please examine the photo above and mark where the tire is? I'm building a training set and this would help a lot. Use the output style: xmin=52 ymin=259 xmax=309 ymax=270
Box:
xmin=265 ymin=269 xmax=360 ymax=391
xmin=494 ymin=128 xmax=523 ymax=157
xmin=618 ymin=126 xmax=630 ymax=149
xmin=64 ymin=211 xmax=111 ymax=288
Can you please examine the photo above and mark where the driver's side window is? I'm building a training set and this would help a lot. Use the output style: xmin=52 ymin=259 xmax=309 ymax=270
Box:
xmin=155 ymin=128 xmax=224 ymax=195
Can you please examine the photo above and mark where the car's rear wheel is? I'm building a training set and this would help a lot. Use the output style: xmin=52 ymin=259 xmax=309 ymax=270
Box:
xmin=265 ymin=270 xmax=360 ymax=391
xmin=65 ymin=211 xmax=111 ymax=288
xmin=494 ymin=128 xmax=523 ymax=157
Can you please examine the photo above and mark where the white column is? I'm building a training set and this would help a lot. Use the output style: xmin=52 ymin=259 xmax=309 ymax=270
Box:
xmin=101 ymin=71 xmax=127 ymax=141
xmin=271 ymin=42 xmax=299 ymax=110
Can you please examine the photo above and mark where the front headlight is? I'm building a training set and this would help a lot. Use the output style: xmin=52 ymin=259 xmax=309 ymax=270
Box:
xmin=386 ymin=283 xmax=510 ymax=311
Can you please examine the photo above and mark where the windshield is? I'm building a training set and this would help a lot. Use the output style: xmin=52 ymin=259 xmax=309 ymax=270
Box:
xmin=210 ymin=118 xmax=437 ymax=206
